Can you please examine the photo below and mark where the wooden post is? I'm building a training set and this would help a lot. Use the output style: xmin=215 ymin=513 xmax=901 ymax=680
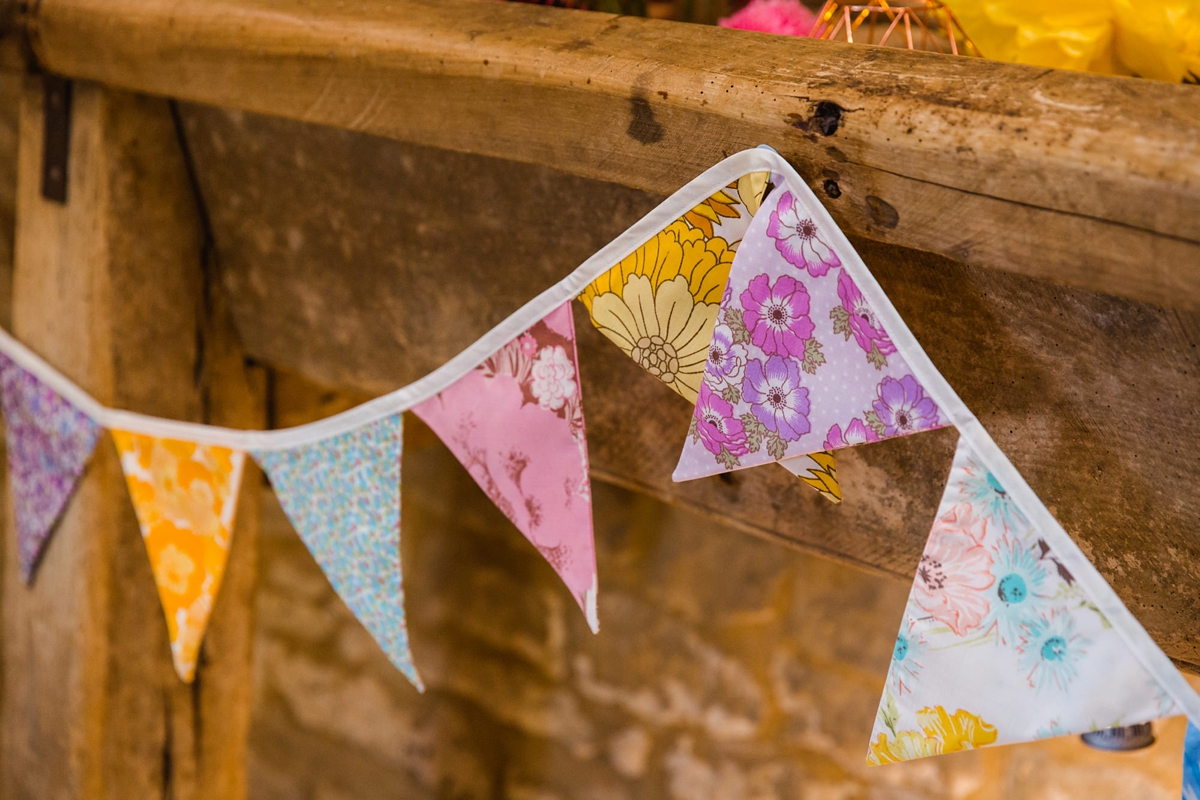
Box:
xmin=1 ymin=77 xmax=264 ymax=799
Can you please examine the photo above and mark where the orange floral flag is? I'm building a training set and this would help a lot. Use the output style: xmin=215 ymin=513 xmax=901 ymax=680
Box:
xmin=111 ymin=431 xmax=245 ymax=682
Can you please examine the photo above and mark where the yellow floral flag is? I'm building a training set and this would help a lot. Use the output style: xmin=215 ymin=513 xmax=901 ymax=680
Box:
xmin=111 ymin=431 xmax=245 ymax=682
xmin=578 ymin=176 xmax=843 ymax=502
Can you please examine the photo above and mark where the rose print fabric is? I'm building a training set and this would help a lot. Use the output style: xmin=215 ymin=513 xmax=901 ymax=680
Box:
xmin=0 ymin=354 xmax=102 ymax=581
xmin=252 ymin=415 xmax=422 ymax=689
xmin=868 ymin=436 xmax=1178 ymax=764
xmin=674 ymin=183 xmax=947 ymax=481
xmin=577 ymin=178 xmax=842 ymax=502
xmin=112 ymin=431 xmax=245 ymax=682
xmin=413 ymin=302 xmax=600 ymax=631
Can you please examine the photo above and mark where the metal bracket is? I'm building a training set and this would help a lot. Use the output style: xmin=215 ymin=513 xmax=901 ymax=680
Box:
xmin=41 ymin=75 xmax=72 ymax=204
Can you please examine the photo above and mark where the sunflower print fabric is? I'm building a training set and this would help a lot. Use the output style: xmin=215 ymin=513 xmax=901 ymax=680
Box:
xmin=112 ymin=431 xmax=245 ymax=682
xmin=868 ymin=436 xmax=1180 ymax=763
xmin=578 ymin=174 xmax=842 ymax=502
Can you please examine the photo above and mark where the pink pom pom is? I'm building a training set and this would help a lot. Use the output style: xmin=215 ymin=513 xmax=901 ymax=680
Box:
xmin=719 ymin=0 xmax=818 ymax=37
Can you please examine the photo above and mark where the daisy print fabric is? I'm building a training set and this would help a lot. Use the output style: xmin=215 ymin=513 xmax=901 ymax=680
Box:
xmin=413 ymin=302 xmax=599 ymax=631
xmin=674 ymin=180 xmax=947 ymax=481
xmin=578 ymin=174 xmax=768 ymax=404
xmin=578 ymin=176 xmax=843 ymax=501
xmin=868 ymin=436 xmax=1180 ymax=764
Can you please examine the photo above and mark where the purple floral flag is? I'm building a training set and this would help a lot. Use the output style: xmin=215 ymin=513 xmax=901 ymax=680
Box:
xmin=412 ymin=301 xmax=599 ymax=632
xmin=0 ymin=354 xmax=102 ymax=581
xmin=674 ymin=185 xmax=947 ymax=481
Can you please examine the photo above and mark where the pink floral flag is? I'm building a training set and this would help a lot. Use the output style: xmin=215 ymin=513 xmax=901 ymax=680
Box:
xmin=412 ymin=301 xmax=598 ymax=631
xmin=674 ymin=184 xmax=948 ymax=481
xmin=867 ymin=437 xmax=1182 ymax=763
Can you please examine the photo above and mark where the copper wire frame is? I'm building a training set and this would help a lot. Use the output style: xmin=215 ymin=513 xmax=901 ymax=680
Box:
xmin=810 ymin=0 xmax=980 ymax=57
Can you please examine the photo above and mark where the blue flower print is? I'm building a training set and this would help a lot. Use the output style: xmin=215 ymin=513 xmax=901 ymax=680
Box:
xmin=1018 ymin=609 xmax=1089 ymax=692
xmin=888 ymin=611 xmax=929 ymax=696
xmin=985 ymin=536 xmax=1053 ymax=646
xmin=958 ymin=457 xmax=1029 ymax=534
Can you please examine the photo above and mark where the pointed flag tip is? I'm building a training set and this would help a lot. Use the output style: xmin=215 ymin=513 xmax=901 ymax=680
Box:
xmin=585 ymin=577 xmax=600 ymax=634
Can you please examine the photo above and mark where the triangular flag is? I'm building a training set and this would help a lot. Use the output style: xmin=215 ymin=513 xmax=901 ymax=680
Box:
xmin=252 ymin=414 xmax=422 ymax=689
xmin=576 ymin=178 xmax=841 ymax=502
xmin=673 ymin=183 xmax=948 ymax=482
xmin=779 ymin=451 xmax=841 ymax=502
xmin=112 ymin=431 xmax=245 ymax=682
xmin=0 ymin=354 xmax=102 ymax=581
xmin=1185 ymin=723 xmax=1200 ymax=800
xmin=867 ymin=436 xmax=1184 ymax=763
xmin=413 ymin=301 xmax=600 ymax=630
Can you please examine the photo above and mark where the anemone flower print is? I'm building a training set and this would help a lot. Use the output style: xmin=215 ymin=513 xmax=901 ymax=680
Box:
xmin=823 ymin=417 xmax=879 ymax=451
xmin=691 ymin=382 xmax=751 ymax=469
xmin=912 ymin=504 xmax=994 ymax=636
xmin=743 ymin=356 xmax=812 ymax=443
xmin=705 ymin=323 xmax=748 ymax=400
xmin=765 ymin=191 xmax=841 ymax=278
xmin=867 ymin=375 xmax=942 ymax=439
xmin=889 ymin=611 xmax=929 ymax=696
xmin=739 ymin=273 xmax=815 ymax=359
xmin=1018 ymin=608 xmax=1089 ymax=692
xmin=832 ymin=269 xmax=897 ymax=369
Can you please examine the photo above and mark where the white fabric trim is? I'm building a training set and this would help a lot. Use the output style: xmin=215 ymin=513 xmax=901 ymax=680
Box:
xmin=758 ymin=151 xmax=1200 ymax=729
xmin=0 ymin=149 xmax=779 ymax=451
xmin=2 ymin=147 xmax=1195 ymax=728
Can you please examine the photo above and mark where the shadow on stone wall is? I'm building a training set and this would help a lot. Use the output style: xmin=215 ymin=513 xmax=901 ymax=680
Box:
xmin=247 ymin=384 xmax=1194 ymax=800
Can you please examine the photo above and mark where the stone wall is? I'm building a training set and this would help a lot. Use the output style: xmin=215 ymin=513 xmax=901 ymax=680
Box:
xmin=247 ymin=375 xmax=1194 ymax=800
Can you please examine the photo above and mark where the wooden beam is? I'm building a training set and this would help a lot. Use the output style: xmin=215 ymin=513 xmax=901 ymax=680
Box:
xmin=1 ymin=79 xmax=264 ymax=799
xmin=23 ymin=0 xmax=1200 ymax=311
xmin=176 ymin=105 xmax=1200 ymax=671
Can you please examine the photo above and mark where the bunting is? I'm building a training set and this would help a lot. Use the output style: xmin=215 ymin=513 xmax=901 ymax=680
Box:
xmin=0 ymin=145 xmax=1195 ymax=769
xmin=577 ymin=178 xmax=842 ymax=503
xmin=867 ymin=437 xmax=1180 ymax=763
xmin=0 ymin=354 xmax=101 ymax=581
xmin=252 ymin=414 xmax=421 ymax=688
xmin=673 ymin=181 xmax=947 ymax=482
xmin=413 ymin=302 xmax=599 ymax=630
xmin=112 ymin=431 xmax=245 ymax=682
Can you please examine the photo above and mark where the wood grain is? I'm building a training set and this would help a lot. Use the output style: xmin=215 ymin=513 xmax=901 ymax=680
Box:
xmin=1 ymin=80 xmax=264 ymax=800
xmin=176 ymin=106 xmax=1200 ymax=670
xmin=22 ymin=0 xmax=1200 ymax=311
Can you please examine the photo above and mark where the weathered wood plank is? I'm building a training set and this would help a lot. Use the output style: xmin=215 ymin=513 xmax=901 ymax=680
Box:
xmin=24 ymin=0 xmax=1200 ymax=311
xmin=1 ymin=80 xmax=263 ymax=799
xmin=176 ymin=106 xmax=1200 ymax=670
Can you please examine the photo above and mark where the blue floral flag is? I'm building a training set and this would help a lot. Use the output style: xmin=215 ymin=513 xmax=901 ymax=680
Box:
xmin=866 ymin=436 xmax=1180 ymax=763
xmin=1185 ymin=723 xmax=1200 ymax=800
xmin=251 ymin=414 xmax=421 ymax=689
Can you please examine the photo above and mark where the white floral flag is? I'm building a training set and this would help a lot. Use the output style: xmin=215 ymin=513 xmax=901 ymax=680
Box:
xmin=412 ymin=302 xmax=599 ymax=631
xmin=868 ymin=437 xmax=1184 ymax=763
